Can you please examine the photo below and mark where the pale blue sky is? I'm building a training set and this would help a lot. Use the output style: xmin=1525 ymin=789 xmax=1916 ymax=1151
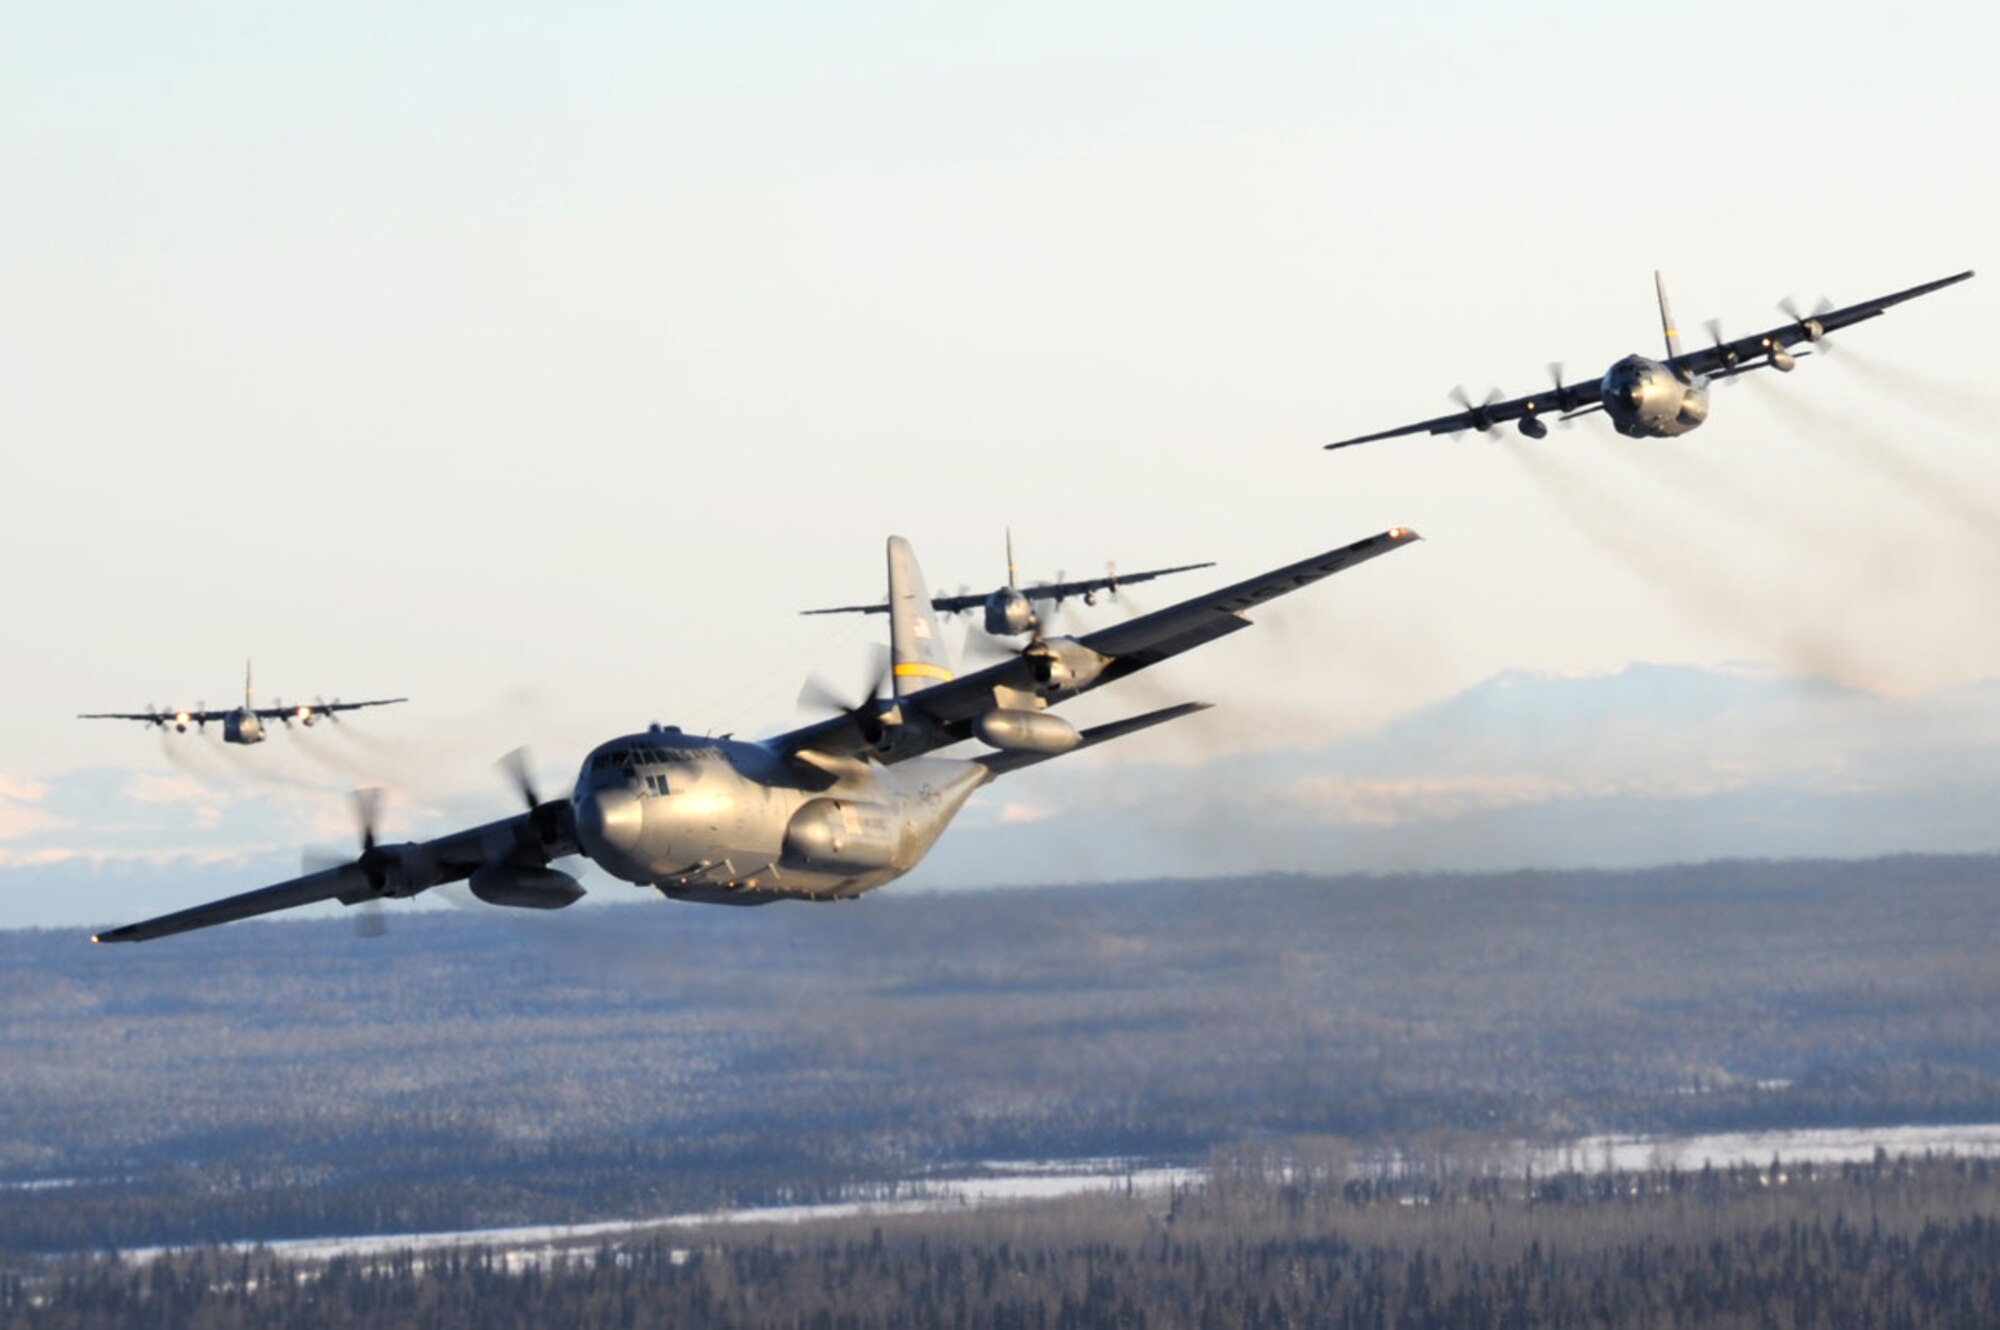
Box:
xmin=2 ymin=1 xmax=1996 ymax=919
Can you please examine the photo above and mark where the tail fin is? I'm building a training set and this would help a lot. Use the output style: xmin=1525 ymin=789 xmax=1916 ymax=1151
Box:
xmin=1654 ymin=271 xmax=1682 ymax=359
xmin=886 ymin=536 xmax=954 ymax=697
xmin=1005 ymin=528 xmax=1019 ymax=592
xmin=245 ymin=658 xmax=254 ymax=708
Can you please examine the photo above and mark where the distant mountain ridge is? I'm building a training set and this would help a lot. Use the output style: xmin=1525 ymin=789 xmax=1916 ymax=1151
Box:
xmin=4 ymin=663 xmax=1996 ymax=929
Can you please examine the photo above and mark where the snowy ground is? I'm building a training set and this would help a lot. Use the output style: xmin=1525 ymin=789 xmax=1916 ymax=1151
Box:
xmin=118 ymin=1163 xmax=1205 ymax=1266
xmin=111 ymin=1123 xmax=2000 ymax=1267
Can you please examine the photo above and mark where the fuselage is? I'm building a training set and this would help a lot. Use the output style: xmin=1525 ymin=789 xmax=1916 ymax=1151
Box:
xmin=569 ymin=727 xmax=989 ymax=905
xmin=1599 ymin=355 xmax=1710 ymax=438
xmin=222 ymin=708 xmax=266 ymax=744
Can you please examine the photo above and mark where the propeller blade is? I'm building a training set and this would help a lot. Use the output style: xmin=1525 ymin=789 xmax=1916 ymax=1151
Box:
xmin=1449 ymin=385 xmax=1505 ymax=434
xmin=959 ymin=627 xmax=1019 ymax=667
xmin=498 ymin=747 xmax=541 ymax=810
xmin=352 ymin=787 xmax=383 ymax=854
xmin=797 ymin=643 xmax=892 ymax=717
xmin=1778 ymin=295 xmax=1838 ymax=351
xmin=354 ymin=899 xmax=390 ymax=939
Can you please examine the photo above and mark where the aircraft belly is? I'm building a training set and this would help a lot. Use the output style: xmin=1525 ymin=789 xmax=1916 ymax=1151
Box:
xmin=639 ymin=757 xmax=987 ymax=906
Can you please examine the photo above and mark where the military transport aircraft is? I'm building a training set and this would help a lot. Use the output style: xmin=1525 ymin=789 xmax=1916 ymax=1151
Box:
xmin=803 ymin=532 xmax=1213 ymax=640
xmin=79 ymin=662 xmax=407 ymax=745
xmin=91 ymin=526 xmax=1420 ymax=942
xmin=1325 ymin=269 xmax=1973 ymax=450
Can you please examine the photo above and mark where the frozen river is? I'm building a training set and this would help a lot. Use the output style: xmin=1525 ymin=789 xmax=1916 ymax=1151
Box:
xmin=113 ymin=1123 xmax=2000 ymax=1266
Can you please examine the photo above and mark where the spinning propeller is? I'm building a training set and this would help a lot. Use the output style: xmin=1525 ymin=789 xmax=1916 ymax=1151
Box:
xmin=1447 ymin=384 xmax=1505 ymax=437
xmin=1778 ymin=294 xmax=1837 ymax=352
xmin=797 ymin=644 xmax=899 ymax=744
xmin=499 ymin=747 xmax=572 ymax=850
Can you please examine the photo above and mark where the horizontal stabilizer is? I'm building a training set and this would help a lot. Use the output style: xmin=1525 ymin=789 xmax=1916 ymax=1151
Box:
xmin=977 ymin=701 xmax=1210 ymax=778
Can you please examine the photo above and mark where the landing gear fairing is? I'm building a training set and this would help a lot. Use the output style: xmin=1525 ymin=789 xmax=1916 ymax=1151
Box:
xmin=1325 ymin=269 xmax=1972 ymax=450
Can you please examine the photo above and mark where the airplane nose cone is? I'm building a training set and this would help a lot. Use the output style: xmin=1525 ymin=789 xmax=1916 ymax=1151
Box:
xmin=575 ymin=786 xmax=644 ymax=861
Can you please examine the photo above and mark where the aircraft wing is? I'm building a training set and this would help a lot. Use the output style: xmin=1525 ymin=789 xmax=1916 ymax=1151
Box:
xmin=251 ymin=697 xmax=408 ymax=722
xmin=1069 ymin=530 xmax=1416 ymax=668
xmin=1326 ymin=382 xmax=1603 ymax=450
xmin=92 ymin=803 xmax=578 ymax=944
xmin=1668 ymin=269 xmax=1973 ymax=381
xmin=802 ymin=561 xmax=1216 ymax=617
xmin=77 ymin=707 xmax=230 ymax=726
xmin=1019 ymin=560 xmax=1216 ymax=605
xmin=774 ymin=527 xmax=1420 ymax=763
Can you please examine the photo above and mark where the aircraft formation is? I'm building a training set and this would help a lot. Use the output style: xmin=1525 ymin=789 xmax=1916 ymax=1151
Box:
xmin=90 ymin=266 xmax=1973 ymax=943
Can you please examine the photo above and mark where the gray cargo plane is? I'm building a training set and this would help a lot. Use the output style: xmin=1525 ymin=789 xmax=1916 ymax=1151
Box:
xmin=91 ymin=526 xmax=1420 ymax=942
xmin=79 ymin=662 xmax=407 ymax=744
xmin=1326 ymin=269 xmax=1972 ymax=449
xmin=803 ymin=532 xmax=1213 ymax=639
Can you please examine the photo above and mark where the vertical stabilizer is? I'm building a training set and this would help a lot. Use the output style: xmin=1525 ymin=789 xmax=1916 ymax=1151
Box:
xmin=245 ymin=659 xmax=254 ymax=708
xmin=1654 ymin=271 xmax=1683 ymax=359
xmin=886 ymin=536 xmax=954 ymax=697
xmin=1005 ymin=528 xmax=1019 ymax=591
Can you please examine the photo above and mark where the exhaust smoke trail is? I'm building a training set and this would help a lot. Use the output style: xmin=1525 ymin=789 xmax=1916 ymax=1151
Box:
xmin=1504 ymin=439 xmax=1887 ymax=689
xmin=1745 ymin=376 xmax=2000 ymax=543
xmin=1834 ymin=347 xmax=2000 ymax=433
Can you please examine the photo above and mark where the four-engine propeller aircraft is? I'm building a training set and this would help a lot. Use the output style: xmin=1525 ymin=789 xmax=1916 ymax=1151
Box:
xmin=803 ymin=533 xmax=1213 ymax=641
xmin=79 ymin=662 xmax=407 ymax=745
xmin=1325 ymin=269 xmax=1973 ymax=450
xmin=91 ymin=526 xmax=1421 ymax=942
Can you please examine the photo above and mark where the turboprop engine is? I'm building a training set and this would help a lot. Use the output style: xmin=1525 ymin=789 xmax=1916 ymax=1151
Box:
xmin=1023 ymin=638 xmax=1109 ymax=695
xmin=974 ymin=709 xmax=1080 ymax=754
xmin=468 ymin=864 xmax=584 ymax=910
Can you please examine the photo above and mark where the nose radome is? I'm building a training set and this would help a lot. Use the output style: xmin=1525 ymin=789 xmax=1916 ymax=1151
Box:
xmin=575 ymin=786 xmax=644 ymax=860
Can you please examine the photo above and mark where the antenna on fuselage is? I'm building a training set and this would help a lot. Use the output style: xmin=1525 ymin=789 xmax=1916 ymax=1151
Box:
xmin=1654 ymin=271 xmax=1683 ymax=359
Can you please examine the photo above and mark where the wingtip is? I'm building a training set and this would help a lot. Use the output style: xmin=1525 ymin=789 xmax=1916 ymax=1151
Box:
xmin=1387 ymin=526 xmax=1423 ymax=542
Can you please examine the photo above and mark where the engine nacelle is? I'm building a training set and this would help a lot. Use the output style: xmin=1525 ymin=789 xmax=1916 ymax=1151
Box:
xmin=984 ymin=588 xmax=1037 ymax=637
xmin=1024 ymin=638 xmax=1109 ymax=695
xmin=975 ymin=708 xmax=1080 ymax=754
xmin=468 ymin=864 xmax=585 ymax=910
xmin=1769 ymin=348 xmax=1796 ymax=372
xmin=1517 ymin=414 xmax=1548 ymax=440
xmin=782 ymin=798 xmax=899 ymax=873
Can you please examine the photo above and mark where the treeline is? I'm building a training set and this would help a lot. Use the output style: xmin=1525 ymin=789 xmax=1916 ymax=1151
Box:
xmin=7 ymin=1151 xmax=2000 ymax=1328
xmin=3 ymin=854 xmax=1999 ymax=1251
